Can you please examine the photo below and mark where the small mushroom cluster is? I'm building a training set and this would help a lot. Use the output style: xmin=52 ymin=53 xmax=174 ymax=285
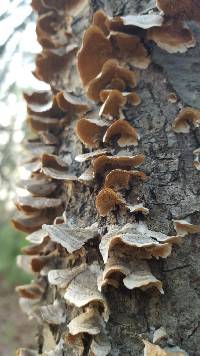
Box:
xmin=32 ymin=0 xmax=89 ymax=90
xmin=15 ymin=4 xmax=200 ymax=356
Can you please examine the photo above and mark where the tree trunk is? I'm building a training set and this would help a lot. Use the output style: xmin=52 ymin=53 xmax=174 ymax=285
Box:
xmin=15 ymin=1 xmax=200 ymax=355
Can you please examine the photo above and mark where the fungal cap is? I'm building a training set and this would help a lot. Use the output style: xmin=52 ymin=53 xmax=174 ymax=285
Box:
xmin=103 ymin=119 xmax=138 ymax=147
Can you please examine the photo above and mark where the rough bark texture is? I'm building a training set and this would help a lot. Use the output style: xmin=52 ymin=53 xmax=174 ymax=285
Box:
xmin=86 ymin=1 xmax=200 ymax=355
xmin=16 ymin=1 xmax=200 ymax=355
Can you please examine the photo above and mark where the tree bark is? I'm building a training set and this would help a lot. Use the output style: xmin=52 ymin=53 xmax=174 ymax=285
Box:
xmin=16 ymin=1 xmax=200 ymax=355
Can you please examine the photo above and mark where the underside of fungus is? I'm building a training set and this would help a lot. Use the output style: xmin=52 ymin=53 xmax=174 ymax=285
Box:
xmin=14 ymin=2 xmax=199 ymax=356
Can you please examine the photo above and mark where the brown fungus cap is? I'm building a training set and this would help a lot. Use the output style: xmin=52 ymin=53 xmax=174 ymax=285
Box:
xmin=93 ymin=153 xmax=145 ymax=178
xmin=156 ymin=0 xmax=200 ymax=24
xmin=16 ymin=283 xmax=44 ymax=299
xmin=56 ymin=91 xmax=90 ymax=116
xmin=92 ymin=10 xmax=110 ymax=36
xmin=42 ymin=223 xmax=99 ymax=252
xmin=99 ymin=89 xmax=126 ymax=118
xmin=42 ymin=153 xmax=77 ymax=180
xmin=15 ymin=196 xmax=62 ymax=214
xmin=76 ymin=118 xmax=107 ymax=148
xmin=18 ymin=176 xmax=57 ymax=197
xmin=104 ymin=169 xmax=147 ymax=190
xmin=110 ymin=32 xmax=151 ymax=69
xmin=64 ymin=265 xmax=109 ymax=321
xmin=143 ymin=339 xmax=187 ymax=356
xmin=99 ymin=222 xmax=181 ymax=263
xmin=28 ymin=116 xmax=60 ymax=133
xmin=75 ymin=149 xmax=110 ymax=163
xmin=147 ymin=22 xmax=196 ymax=53
xmin=12 ymin=211 xmax=51 ymax=233
xmin=103 ymin=119 xmax=138 ymax=147
xmin=96 ymin=187 xmax=124 ymax=216
xmin=173 ymin=219 xmax=200 ymax=237
xmin=172 ymin=107 xmax=200 ymax=133
xmin=42 ymin=0 xmax=88 ymax=16
xmin=77 ymin=25 xmax=112 ymax=86
xmin=87 ymin=59 xmax=136 ymax=101
xmin=48 ymin=264 xmax=87 ymax=289
xmin=68 ymin=308 xmax=102 ymax=336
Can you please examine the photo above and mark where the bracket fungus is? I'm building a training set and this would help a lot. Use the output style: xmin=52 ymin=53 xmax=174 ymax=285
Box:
xmin=77 ymin=25 xmax=112 ymax=86
xmin=103 ymin=119 xmax=138 ymax=147
xmin=42 ymin=153 xmax=77 ymax=180
xmin=172 ymin=107 xmax=200 ymax=133
xmin=68 ymin=308 xmax=102 ymax=336
xmin=147 ymin=23 xmax=196 ymax=53
xmin=42 ymin=223 xmax=99 ymax=252
xmin=104 ymin=169 xmax=147 ymax=190
xmin=99 ymin=89 xmax=126 ymax=119
xmin=86 ymin=59 xmax=136 ymax=101
xmin=76 ymin=118 xmax=107 ymax=148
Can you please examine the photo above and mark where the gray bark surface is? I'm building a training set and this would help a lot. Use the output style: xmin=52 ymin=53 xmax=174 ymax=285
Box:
xmin=72 ymin=1 xmax=200 ymax=355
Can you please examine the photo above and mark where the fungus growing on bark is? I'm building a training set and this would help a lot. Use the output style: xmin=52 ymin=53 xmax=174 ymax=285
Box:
xmin=28 ymin=116 xmax=60 ymax=133
xmin=56 ymin=91 xmax=89 ymax=116
xmin=26 ymin=229 xmax=48 ymax=244
xmin=12 ymin=211 xmax=51 ymax=233
xmin=42 ymin=223 xmax=99 ymax=252
xmin=109 ymin=32 xmax=151 ymax=69
xmin=16 ymin=283 xmax=44 ymax=299
xmin=99 ymin=222 xmax=181 ymax=263
xmin=42 ymin=0 xmax=88 ymax=16
xmin=15 ymin=196 xmax=62 ymax=214
xmin=90 ymin=331 xmax=111 ymax=356
xmin=103 ymin=119 xmax=138 ymax=147
xmin=48 ymin=264 xmax=87 ymax=288
xmin=42 ymin=153 xmax=77 ymax=180
xmin=93 ymin=154 xmax=145 ymax=178
xmin=64 ymin=266 xmax=109 ymax=321
xmin=92 ymin=9 xmax=110 ymax=36
xmin=39 ymin=300 xmax=66 ymax=324
xmin=34 ymin=45 xmax=78 ymax=86
xmin=143 ymin=339 xmax=187 ymax=356
xmin=167 ymin=93 xmax=178 ymax=103
xmin=77 ymin=25 xmax=112 ymax=86
xmin=108 ymin=13 xmax=163 ymax=30
xmin=87 ymin=59 xmax=136 ymax=101
xmin=100 ymin=252 xmax=163 ymax=293
xmin=99 ymin=89 xmax=126 ymax=118
xmin=75 ymin=149 xmax=110 ymax=162
xmin=96 ymin=187 xmax=149 ymax=216
xmin=24 ymin=140 xmax=56 ymax=156
xmin=18 ymin=176 xmax=57 ymax=197
xmin=173 ymin=219 xmax=200 ymax=237
xmin=156 ymin=0 xmax=200 ymax=24
xmin=104 ymin=169 xmax=147 ymax=190
xmin=172 ymin=107 xmax=200 ymax=133
xmin=147 ymin=23 xmax=196 ymax=53
xmin=68 ymin=308 xmax=102 ymax=335
xmin=193 ymin=147 xmax=200 ymax=170
xmin=76 ymin=118 xmax=107 ymax=147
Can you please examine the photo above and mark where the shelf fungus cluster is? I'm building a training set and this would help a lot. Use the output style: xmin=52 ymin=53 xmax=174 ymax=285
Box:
xmin=14 ymin=2 xmax=199 ymax=356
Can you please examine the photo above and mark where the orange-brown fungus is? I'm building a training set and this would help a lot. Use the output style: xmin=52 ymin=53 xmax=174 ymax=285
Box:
xmin=87 ymin=59 xmax=136 ymax=101
xmin=77 ymin=25 xmax=112 ymax=86
xmin=103 ymin=119 xmax=138 ymax=147
xmin=93 ymin=154 xmax=145 ymax=178
xmin=76 ymin=118 xmax=107 ymax=147
xmin=96 ymin=187 xmax=124 ymax=216
xmin=147 ymin=23 xmax=196 ymax=53
xmin=172 ymin=107 xmax=200 ymax=133
xmin=156 ymin=0 xmax=200 ymax=23
xmin=92 ymin=9 xmax=110 ymax=36
xmin=104 ymin=169 xmax=147 ymax=190
xmin=110 ymin=32 xmax=150 ymax=69
xmin=99 ymin=90 xmax=126 ymax=118
xmin=56 ymin=92 xmax=89 ymax=116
